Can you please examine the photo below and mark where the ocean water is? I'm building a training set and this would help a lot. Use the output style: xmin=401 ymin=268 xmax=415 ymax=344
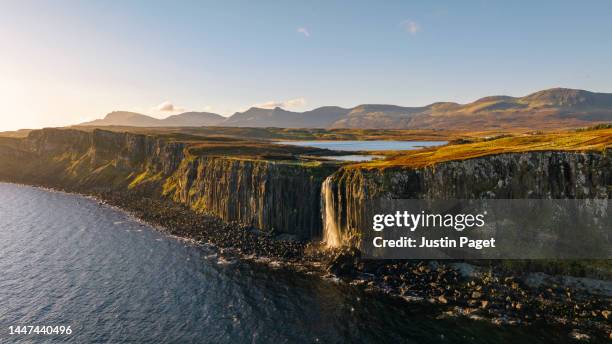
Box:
xmin=0 ymin=183 xmax=573 ymax=343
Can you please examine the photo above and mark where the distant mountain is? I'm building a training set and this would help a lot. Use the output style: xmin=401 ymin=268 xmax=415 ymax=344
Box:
xmin=79 ymin=88 xmax=612 ymax=130
xmin=328 ymin=88 xmax=612 ymax=130
xmin=81 ymin=111 xmax=161 ymax=127
xmin=222 ymin=106 xmax=349 ymax=128
xmin=159 ymin=112 xmax=224 ymax=126
xmin=222 ymin=107 xmax=301 ymax=128
xmin=81 ymin=111 xmax=224 ymax=127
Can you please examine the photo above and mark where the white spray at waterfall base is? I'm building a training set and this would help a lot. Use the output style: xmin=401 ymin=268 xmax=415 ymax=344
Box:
xmin=321 ymin=177 xmax=342 ymax=248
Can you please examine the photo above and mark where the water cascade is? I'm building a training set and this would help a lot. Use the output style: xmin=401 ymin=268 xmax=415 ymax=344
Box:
xmin=321 ymin=177 xmax=342 ymax=248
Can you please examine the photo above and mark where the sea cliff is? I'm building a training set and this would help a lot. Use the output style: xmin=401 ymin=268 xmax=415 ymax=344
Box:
xmin=2 ymin=128 xmax=610 ymax=244
xmin=163 ymin=156 xmax=334 ymax=239
xmin=0 ymin=128 xmax=336 ymax=239
xmin=321 ymin=151 xmax=612 ymax=248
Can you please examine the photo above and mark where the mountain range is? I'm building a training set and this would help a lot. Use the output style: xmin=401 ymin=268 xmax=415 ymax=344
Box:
xmin=81 ymin=111 xmax=225 ymax=127
xmin=79 ymin=88 xmax=612 ymax=130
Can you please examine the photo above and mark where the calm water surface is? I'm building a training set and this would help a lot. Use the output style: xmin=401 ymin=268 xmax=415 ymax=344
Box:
xmin=0 ymin=183 xmax=573 ymax=343
xmin=319 ymin=155 xmax=384 ymax=162
xmin=276 ymin=140 xmax=445 ymax=161
xmin=275 ymin=140 xmax=446 ymax=151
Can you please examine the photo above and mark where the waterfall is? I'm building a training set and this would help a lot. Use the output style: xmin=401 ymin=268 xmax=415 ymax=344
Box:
xmin=321 ymin=177 xmax=342 ymax=248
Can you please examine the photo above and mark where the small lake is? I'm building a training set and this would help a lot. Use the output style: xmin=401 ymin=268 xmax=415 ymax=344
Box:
xmin=276 ymin=140 xmax=446 ymax=161
xmin=319 ymin=155 xmax=383 ymax=162
xmin=275 ymin=140 xmax=446 ymax=151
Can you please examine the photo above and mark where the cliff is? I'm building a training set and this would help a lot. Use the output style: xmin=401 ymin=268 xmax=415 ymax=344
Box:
xmin=0 ymin=128 xmax=336 ymax=239
xmin=163 ymin=156 xmax=334 ymax=239
xmin=1 ymin=127 xmax=610 ymax=245
xmin=322 ymin=151 xmax=612 ymax=247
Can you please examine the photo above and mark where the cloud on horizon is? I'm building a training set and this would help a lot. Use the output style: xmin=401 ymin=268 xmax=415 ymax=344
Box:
xmin=400 ymin=20 xmax=420 ymax=35
xmin=297 ymin=27 xmax=310 ymax=37
xmin=252 ymin=97 xmax=306 ymax=110
xmin=154 ymin=101 xmax=184 ymax=112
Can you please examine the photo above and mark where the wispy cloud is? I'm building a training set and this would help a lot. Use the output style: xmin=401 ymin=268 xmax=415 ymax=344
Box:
xmin=400 ymin=20 xmax=420 ymax=35
xmin=154 ymin=101 xmax=184 ymax=112
xmin=253 ymin=97 xmax=306 ymax=110
xmin=297 ymin=27 xmax=310 ymax=37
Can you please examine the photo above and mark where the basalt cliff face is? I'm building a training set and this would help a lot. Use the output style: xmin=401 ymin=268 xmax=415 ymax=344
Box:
xmin=0 ymin=128 xmax=335 ymax=239
xmin=163 ymin=156 xmax=334 ymax=239
xmin=322 ymin=151 xmax=612 ymax=247
xmin=1 ymin=128 xmax=610 ymax=245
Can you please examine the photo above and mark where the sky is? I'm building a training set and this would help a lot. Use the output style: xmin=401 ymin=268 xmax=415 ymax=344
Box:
xmin=1 ymin=0 xmax=612 ymax=131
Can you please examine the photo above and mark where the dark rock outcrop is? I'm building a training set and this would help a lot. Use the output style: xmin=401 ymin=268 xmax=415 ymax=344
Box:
xmin=163 ymin=156 xmax=335 ymax=239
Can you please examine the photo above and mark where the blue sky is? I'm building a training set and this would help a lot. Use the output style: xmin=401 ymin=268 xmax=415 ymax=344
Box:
xmin=1 ymin=0 xmax=612 ymax=130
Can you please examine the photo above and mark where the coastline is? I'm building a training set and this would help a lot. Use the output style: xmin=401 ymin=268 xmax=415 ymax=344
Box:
xmin=2 ymin=181 xmax=610 ymax=341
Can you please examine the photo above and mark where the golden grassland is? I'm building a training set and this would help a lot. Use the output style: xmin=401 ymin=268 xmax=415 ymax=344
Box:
xmin=0 ymin=129 xmax=32 ymax=138
xmin=356 ymin=127 xmax=612 ymax=169
xmin=65 ymin=126 xmax=465 ymax=142
xmin=3 ymin=125 xmax=610 ymax=169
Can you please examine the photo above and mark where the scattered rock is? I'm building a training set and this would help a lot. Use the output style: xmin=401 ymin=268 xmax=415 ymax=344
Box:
xmin=570 ymin=330 xmax=590 ymax=341
xmin=327 ymin=247 xmax=360 ymax=276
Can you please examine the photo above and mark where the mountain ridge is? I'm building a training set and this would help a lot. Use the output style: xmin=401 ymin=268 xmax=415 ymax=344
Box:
xmin=81 ymin=111 xmax=225 ymax=127
xmin=78 ymin=88 xmax=612 ymax=130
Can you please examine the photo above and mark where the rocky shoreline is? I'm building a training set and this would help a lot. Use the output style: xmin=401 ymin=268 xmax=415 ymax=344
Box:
xmin=325 ymin=249 xmax=611 ymax=342
xmin=66 ymin=187 xmax=610 ymax=342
